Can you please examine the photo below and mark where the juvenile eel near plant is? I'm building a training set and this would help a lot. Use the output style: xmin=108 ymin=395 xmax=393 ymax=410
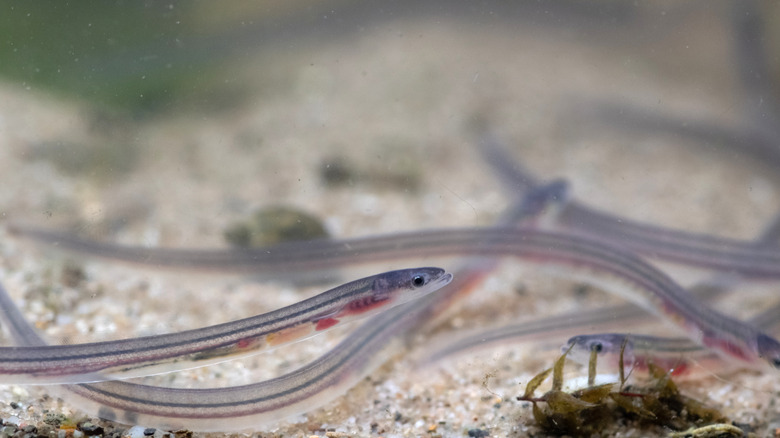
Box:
xmin=563 ymin=209 xmax=780 ymax=377
xmin=0 ymin=267 xmax=452 ymax=384
xmin=564 ymin=298 xmax=780 ymax=378
xmin=563 ymin=212 xmax=780 ymax=377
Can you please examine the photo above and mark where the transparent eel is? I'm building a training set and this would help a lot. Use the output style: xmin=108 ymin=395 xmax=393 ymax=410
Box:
xmin=475 ymin=132 xmax=780 ymax=278
xmin=0 ymin=267 xmax=452 ymax=384
xmin=0 ymin=274 xmax=462 ymax=431
xmin=8 ymin=135 xmax=780 ymax=279
xmin=414 ymin=211 xmax=780 ymax=367
xmin=564 ymin=298 xmax=780 ymax=378
xmin=11 ymin=210 xmax=780 ymax=280
xmin=413 ymin=282 xmax=723 ymax=368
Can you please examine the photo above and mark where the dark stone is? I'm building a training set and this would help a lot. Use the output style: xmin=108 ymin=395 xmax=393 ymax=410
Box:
xmin=79 ymin=422 xmax=105 ymax=436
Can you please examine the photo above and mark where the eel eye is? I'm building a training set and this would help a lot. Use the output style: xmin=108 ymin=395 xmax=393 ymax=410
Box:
xmin=412 ymin=275 xmax=426 ymax=287
xmin=590 ymin=342 xmax=603 ymax=353
xmin=772 ymin=356 xmax=780 ymax=370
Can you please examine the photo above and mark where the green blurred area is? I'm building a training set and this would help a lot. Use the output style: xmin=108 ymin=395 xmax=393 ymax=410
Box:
xmin=0 ymin=1 xmax=331 ymax=113
xmin=3 ymin=1 xmax=778 ymax=115
xmin=1 ymin=2 xmax=197 ymax=112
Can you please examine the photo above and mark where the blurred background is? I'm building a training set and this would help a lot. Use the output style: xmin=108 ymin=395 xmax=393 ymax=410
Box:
xmin=2 ymin=0 xmax=779 ymax=237
xmin=2 ymin=1 xmax=777 ymax=114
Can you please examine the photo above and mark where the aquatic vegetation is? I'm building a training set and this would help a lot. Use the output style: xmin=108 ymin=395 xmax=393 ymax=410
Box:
xmin=516 ymin=342 xmax=733 ymax=437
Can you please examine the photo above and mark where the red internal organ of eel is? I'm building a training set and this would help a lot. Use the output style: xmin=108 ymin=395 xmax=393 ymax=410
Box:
xmin=264 ymin=297 xmax=393 ymax=346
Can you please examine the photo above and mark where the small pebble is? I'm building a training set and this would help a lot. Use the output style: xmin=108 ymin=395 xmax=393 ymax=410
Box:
xmin=223 ymin=206 xmax=328 ymax=248
xmin=320 ymin=158 xmax=354 ymax=186
xmin=467 ymin=428 xmax=490 ymax=438
xmin=79 ymin=421 xmax=105 ymax=436
xmin=61 ymin=262 xmax=86 ymax=287
xmin=43 ymin=412 xmax=67 ymax=427
xmin=124 ymin=425 xmax=147 ymax=438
